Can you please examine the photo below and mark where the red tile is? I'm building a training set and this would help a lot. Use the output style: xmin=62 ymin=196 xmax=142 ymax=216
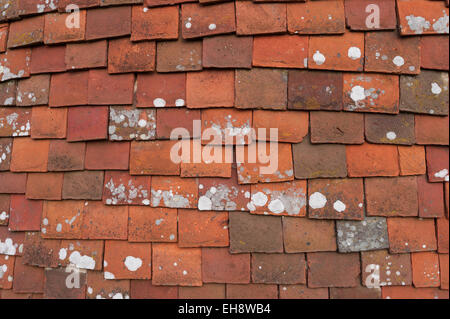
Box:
xmin=253 ymin=34 xmax=308 ymax=68
xmin=307 ymin=252 xmax=360 ymax=288
xmin=104 ymin=240 xmax=151 ymax=280
xmin=236 ymin=142 xmax=294 ymax=184
xmin=179 ymin=140 xmax=232 ymax=178
xmin=0 ymin=107 xmax=31 ymax=137
xmin=235 ymin=68 xmax=287 ymax=110
xmin=156 ymin=38 xmax=202 ymax=72
xmin=346 ymin=143 xmax=399 ymax=177
xmin=293 ymin=139 xmax=347 ymax=179
xmin=136 ymin=72 xmax=186 ymax=107
xmin=130 ymin=280 xmax=178 ymax=299
xmin=179 ymin=284 xmax=225 ymax=299
xmin=308 ymin=32 xmax=364 ymax=72
xmin=108 ymin=37 xmax=155 ymax=73
xmin=31 ymin=107 xmax=67 ymax=139
xmin=65 ymin=40 xmax=107 ymax=70
xmin=109 ymin=106 xmax=156 ymax=141
xmin=181 ymin=2 xmax=235 ymax=39
xmin=85 ymin=141 xmax=130 ymax=170
xmin=288 ymin=70 xmax=343 ymax=111
xmin=397 ymin=0 xmax=449 ymax=35
xmin=0 ymin=24 xmax=8 ymax=53
xmin=0 ymin=194 xmax=9 ymax=225
xmin=16 ymin=74 xmax=50 ymax=106
xmin=87 ymin=69 xmax=134 ymax=105
xmin=86 ymin=270 xmax=130 ymax=299
xmin=253 ymin=110 xmax=308 ymax=143
xmin=248 ymin=180 xmax=307 ymax=217
xmin=0 ymin=138 xmax=12 ymax=171
xmin=417 ymin=175 xmax=445 ymax=218
xmin=197 ymin=169 xmax=250 ymax=212
xmin=0 ymin=255 xmax=14 ymax=289
xmin=7 ymin=15 xmax=44 ymax=48
xmin=62 ymin=170 xmax=104 ymax=200
xmin=49 ymin=71 xmax=89 ymax=107
xmin=415 ymin=115 xmax=449 ymax=146
xmin=203 ymin=35 xmax=253 ymax=69
xmin=103 ymin=171 xmax=150 ymax=206
xmin=48 ymin=140 xmax=85 ymax=171
xmin=365 ymin=31 xmax=420 ymax=74
xmin=0 ymin=226 xmax=25 ymax=255
xmin=26 ymin=172 xmax=63 ymax=200
xmin=128 ymin=206 xmax=177 ymax=242
xmin=8 ymin=195 xmax=42 ymax=231
xmin=236 ymin=1 xmax=286 ymax=35
xmin=344 ymin=0 xmax=397 ymax=30
xmin=283 ymin=217 xmax=337 ymax=253
xmin=387 ymin=217 xmax=437 ymax=253
xmin=151 ymin=176 xmax=198 ymax=209
xmin=420 ymin=36 xmax=449 ymax=71
xmin=156 ymin=108 xmax=200 ymax=140
xmin=22 ymin=232 xmax=60 ymax=268
xmin=41 ymin=200 xmax=85 ymax=239
xmin=0 ymin=172 xmax=27 ymax=194
xmin=131 ymin=5 xmax=178 ymax=41
xmin=412 ymin=252 xmax=440 ymax=287
xmin=279 ymin=285 xmax=328 ymax=299
xmin=362 ymin=249 xmax=412 ymax=287
xmin=67 ymin=106 xmax=108 ymax=142
xmin=31 ymin=46 xmax=66 ymax=74
xmin=398 ymin=145 xmax=426 ymax=176
xmin=0 ymin=48 xmax=31 ymax=82
xmin=365 ymin=113 xmax=415 ymax=145
xmin=152 ymin=243 xmax=202 ymax=286
xmin=382 ymin=286 xmax=448 ymax=299
xmin=12 ymin=257 xmax=44 ymax=293
xmin=343 ymin=73 xmax=399 ymax=113
xmin=310 ymin=111 xmax=364 ymax=144
xmin=86 ymin=6 xmax=131 ymax=40
xmin=44 ymin=268 xmax=86 ymax=299
xmin=44 ymin=11 xmax=86 ymax=44
xmin=59 ymin=239 xmax=104 ymax=270
xmin=186 ymin=70 xmax=234 ymax=108
xmin=365 ymin=177 xmax=418 ymax=217
xmin=426 ymin=146 xmax=449 ymax=182
xmin=202 ymin=248 xmax=250 ymax=284
xmin=178 ymin=209 xmax=228 ymax=247
xmin=287 ymin=0 xmax=345 ymax=34
xmin=330 ymin=284 xmax=381 ymax=299
xmin=130 ymin=140 xmax=180 ymax=175
xmin=0 ymin=80 xmax=16 ymax=106
xmin=440 ymin=254 xmax=449 ymax=289
xmin=10 ymin=138 xmax=49 ymax=172
xmin=201 ymin=108 xmax=251 ymax=145
xmin=252 ymin=253 xmax=306 ymax=285
xmin=81 ymin=201 xmax=128 ymax=240
xmin=308 ymin=178 xmax=365 ymax=220
xmin=437 ymin=218 xmax=449 ymax=253
xmin=227 ymin=284 xmax=278 ymax=299
xmin=229 ymin=212 xmax=283 ymax=253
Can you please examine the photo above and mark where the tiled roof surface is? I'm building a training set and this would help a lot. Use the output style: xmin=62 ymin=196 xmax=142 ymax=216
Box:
xmin=0 ymin=0 xmax=449 ymax=300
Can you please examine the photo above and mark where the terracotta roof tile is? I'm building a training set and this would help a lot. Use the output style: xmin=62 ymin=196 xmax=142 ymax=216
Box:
xmin=0 ymin=0 xmax=448 ymax=299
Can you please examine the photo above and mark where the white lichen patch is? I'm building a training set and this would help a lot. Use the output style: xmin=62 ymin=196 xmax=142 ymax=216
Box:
xmin=346 ymin=76 xmax=385 ymax=110
xmin=0 ymin=141 xmax=11 ymax=166
xmin=208 ymin=115 xmax=252 ymax=145
xmin=151 ymin=189 xmax=191 ymax=208
xmin=313 ymin=51 xmax=326 ymax=65
xmin=0 ymin=111 xmax=31 ymax=137
xmin=0 ymin=238 xmax=21 ymax=256
xmin=250 ymin=186 xmax=307 ymax=216
xmin=104 ymin=177 xmax=150 ymax=205
xmin=392 ymin=56 xmax=405 ymax=67
xmin=198 ymin=184 xmax=240 ymax=211
xmin=109 ymin=107 xmax=156 ymax=141
xmin=309 ymin=192 xmax=327 ymax=209
xmin=434 ymin=169 xmax=449 ymax=181
xmin=405 ymin=12 xmax=449 ymax=34
xmin=333 ymin=200 xmax=346 ymax=213
xmin=348 ymin=47 xmax=362 ymax=60
xmin=386 ymin=131 xmax=397 ymax=141
xmin=431 ymin=82 xmax=442 ymax=95
xmin=69 ymin=251 xmax=96 ymax=270
xmin=124 ymin=256 xmax=143 ymax=272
